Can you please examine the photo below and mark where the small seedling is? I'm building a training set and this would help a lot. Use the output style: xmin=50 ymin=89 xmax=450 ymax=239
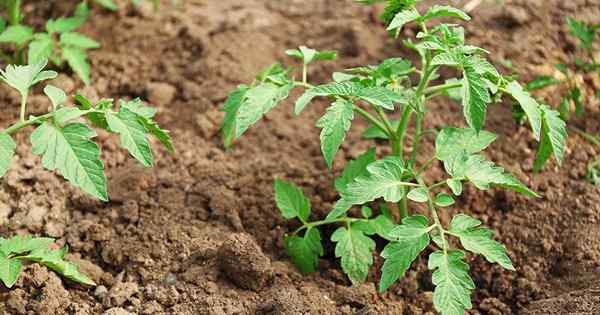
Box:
xmin=93 ymin=0 xmax=161 ymax=11
xmin=0 ymin=60 xmax=174 ymax=201
xmin=0 ymin=235 xmax=95 ymax=288
xmin=221 ymin=1 xmax=567 ymax=314
xmin=0 ymin=2 xmax=99 ymax=85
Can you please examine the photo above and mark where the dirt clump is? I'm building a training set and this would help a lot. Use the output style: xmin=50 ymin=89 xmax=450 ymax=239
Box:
xmin=218 ymin=233 xmax=273 ymax=291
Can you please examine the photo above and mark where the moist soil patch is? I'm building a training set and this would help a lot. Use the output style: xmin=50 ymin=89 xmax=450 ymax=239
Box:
xmin=1 ymin=0 xmax=600 ymax=314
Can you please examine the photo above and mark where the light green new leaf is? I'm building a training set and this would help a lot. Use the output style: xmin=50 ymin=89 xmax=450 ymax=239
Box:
xmin=533 ymin=105 xmax=567 ymax=172
xmin=335 ymin=148 xmax=376 ymax=192
xmin=0 ymin=253 xmax=21 ymax=288
xmin=0 ymin=235 xmax=55 ymax=256
xmin=24 ymin=246 xmax=95 ymax=286
xmin=46 ymin=17 xmax=87 ymax=34
xmin=286 ymin=46 xmax=337 ymax=65
xmin=434 ymin=193 xmax=455 ymax=207
xmin=28 ymin=36 xmax=54 ymax=64
xmin=446 ymin=179 xmax=463 ymax=196
xmin=462 ymin=64 xmax=491 ymax=131
xmin=30 ymin=122 xmax=108 ymax=201
xmin=0 ymin=61 xmax=58 ymax=96
xmin=62 ymin=47 xmax=92 ymax=85
xmin=316 ymin=99 xmax=354 ymax=168
xmin=387 ymin=7 xmax=420 ymax=31
xmin=420 ymin=5 xmax=471 ymax=22
xmin=285 ymin=228 xmax=324 ymax=273
xmin=106 ymin=108 xmax=154 ymax=167
xmin=429 ymin=250 xmax=475 ymax=315
xmin=274 ymin=178 xmax=311 ymax=222
xmin=505 ymin=81 xmax=542 ymax=139
xmin=44 ymin=85 xmax=67 ymax=109
xmin=54 ymin=107 xmax=87 ymax=126
xmin=450 ymin=214 xmax=515 ymax=270
xmin=341 ymin=156 xmax=408 ymax=205
xmin=380 ymin=215 xmax=430 ymax=292
xmin=331 ymin=225 xmax=375 ymax=285
xmin=0 ymin=25 xmax=33 ymax=45
xmin=234 ymin=82 xmax=293 ymax=139
xmin=435 ymin=127 xmax=497 ymax=161
xmin=120 ymin=99 xmax=157 ymax=119
xmin=221 ymin=85 xmax=249 ymax=147
xmin=407 ymin=187 xmax=428 ymax=203
xmin=0 ymin=133 xmax=16 ymax=178
xmin=460 ymin=155 xmax=538 ymax=197
xmin=60 ymin=32 xmax=100 ymax=49
xmin=94 ymin=0 xmax=118 ymax=10
xmin=325 ymin=198 xmax=353 ymax=221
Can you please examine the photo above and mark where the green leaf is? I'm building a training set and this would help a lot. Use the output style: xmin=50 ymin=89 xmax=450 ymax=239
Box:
xmin=434 ymin=193 xmax=455 ymax=207
xmin=94 ymin=0 xmax=118 ymax=10
xmin=221 ymin=85 xmax=248 ymax=148
xmin=106 ymin=108 xmax=153 ymax=167
xmin=60 ymin=32 xmax=100 ymax=49
xmin=325 ymin=198 xmax=353 ymax=221
xmin=24 ymin=246 xmax=95 ymax=286
xmin=431 ymin=50 xmax=464 ymax=67
xmin=455 ymin=155 xmax=538 ymax=197
xmin=435 ymin=127 xmax=497 ymax=161
xmin=54 ymin=107 xmax=86 ymax=126
xmin=380 ymin=215 xmax=430 ymax=291
xmin=363 ymin=120 xmax=400 ymax=140
xmin=505 ymin=81 xmax=542 ymax=139
xmin=274 ymin=178 xmax=311 ymax=222
xmin=0 ymin=61 xmax=58 ymax=96
xmin=0 ymin=25 xmax=33 ymax=45
xmin=120 ymin=99 xmax=157 ymax=119
xmin=62 ymin=47 xmax=92 ymax=85
xmin=419 ymin=5 xmax=470 ymax=22
xmin=526 ymin=76 xmax=561 ymax=91
xmin=0 ymin=235 xmax=55 ymax=256
xmin=0 ymin=253 xmax=21 ymax=288
xmin=360 ymin=206 xmax=373 ymax=218
xmin=387 ymin=7 xmax=420 ymax=32
xmin=30 ymin=122 xmax=108 ymax=201
xmin=316 ymin=99 xmax=354 ymax=168
xmin=331 ymin=225 xmax=375 ymax=285
xmin=462 ymin=63 xmax=491 ymax=131
xmin=285 ymin=46 xmax=337 ymax=65
xmin=407 ymin=187 xmax=428 ymax=203
xmin=335 ymin=148 xmax=376 ymax=192
xmin=0 ymin=133 xmax=16 ymax=178
xmin=429 ymin=250 xmax=475 ymax=315
xmin=46 ymin=17 xmax=87 ymax=34
xmin=567 ymin=17 xmax=595 ymax=49
xmin=446 ymin=179 xmax=463 ymax=196
xmin=341 ymin=156 xmax=408 ymax=205
xmin=28 ymin=36 xmax=54 ymax=64
xmin=533 ymin=105 xmax=567 ymax=171
xmin=450 ymin=214 xmax=515 ymax=270
xmin=285 ymin=228 xmax=323 ymax=273
xmin=44 ymin=85 xmax=67 ymax=109
xmin=0 ymin=17 xmax=5 ymax=33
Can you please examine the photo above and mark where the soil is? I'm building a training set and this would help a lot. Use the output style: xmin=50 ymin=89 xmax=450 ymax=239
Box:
xmin=1 ymin=0 xmax=600 ymax=314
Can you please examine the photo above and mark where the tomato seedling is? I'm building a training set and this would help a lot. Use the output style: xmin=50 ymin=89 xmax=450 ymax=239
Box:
xmin=0 ymin=2 xmax=99 ymax=85
xmin=0 ymin=235 xmax=95 ymax=288
xmin=0 ymin=60 xmax=174 ymax=201
xmin=220 ymin=1 xmax=567 ymax=314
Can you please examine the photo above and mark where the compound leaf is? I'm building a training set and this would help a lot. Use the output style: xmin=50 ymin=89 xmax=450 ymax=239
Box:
xmin=274 ymin=178 xmax=311 ymax=222
xmin=429 ymin=250 xmax=475 ymax=315
xmin=106 ymin=107 xmax=154 ymax=167
xmin=0 ymin=133 xmax=16 ymax=178
xmin=30 ymin=122 xmax=108 ymax=201
xmin=285 ymin=228 xmax=324 ymax=273
xmin=380 ymin=215 xmax=430 ymax=291
xmin=331 ymin=224 xmax=375 ymax=285
xmin=341 ymin=156 xmax=408 ymax=205
xmin=316 ymin=99 xmax=354 ymax=168
xmin=449 ymin=214 xmax=515 ymax=270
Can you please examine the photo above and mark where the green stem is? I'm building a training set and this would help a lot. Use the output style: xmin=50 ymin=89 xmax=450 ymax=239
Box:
xmin=302 ymin=64 xmax=308 ymax=85
xmin=353 ymin=105 xmax=392 ymax=139
xmin=372 ymin=105 xmax=397 ymax=140
xmin=409 ymin=114 xmax=423 ymax=169
xmin=293 ymin=217 xmax=363 ymax=234
xmin=417 ymin=175 xmax=448 ymax=254
xmin=425 ymin=82 xmax=463 ymax=95
xmin=7 ymin=0 xmax=22 ymax=25
xmin=19 ymin=92 xmax=28 ymax=122
xmin=395 ymin=104 xmax=413 ymax=158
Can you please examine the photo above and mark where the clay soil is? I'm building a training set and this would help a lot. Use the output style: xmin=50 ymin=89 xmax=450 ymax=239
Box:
xmin=1 ymin=0 xmax=600 ymax=314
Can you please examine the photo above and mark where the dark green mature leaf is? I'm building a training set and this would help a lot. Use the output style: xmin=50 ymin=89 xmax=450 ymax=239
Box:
xmin=341 ymin=156 xmax=408 ymax=205
xmin=335 ymin=148 xmax=376 ymax=192
xmin=462 ymin=63 xmax=491 ymax=131
xmin=24 ymin=246 xmax=95 ymax=285
xmin=449 ymin=214 xmax=515 ymax=270
xmin=274 ymin=178 xmax=311 ymax=222
xmin=429 ymin=250 xmax=475 ymax=315
xmin=285 ymin=228 xmax=324 ymax=273
xmin=316 ymin=99 xmax=354 ymax=168
xmin=380 ymin=215 xmax=430 ymax=291
xmin=505 ymin=81 xmax=542 ymax=139
xmin=533 ymin=105 xmax=567 ymax=171
xmin=30 ymin=122 xmax=108 ymax=201
xmin=62 ymin=47 xmax=92 ymax=85
xmin=435 ymin=127 xmax=496 ymax=161
xmin=567 ymin=17 xmax=596 ymax=50
xmin=331 ymin=224 xmax=375 ymax=285
xmin=0 ymin=25 xmax=33 ymax=45
xmin=0 ymin=133 xmax=16 ymax=178
xmin=106 ymin=107 xmax=154 ymax=167
xmin=419 ymin=5 xmax=470 ymax=22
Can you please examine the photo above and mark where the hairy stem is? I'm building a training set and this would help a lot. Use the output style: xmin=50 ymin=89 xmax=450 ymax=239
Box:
xmin=353 ymin=105 xmax=392 ymax=139
xmin=425 ymin=82 xmax=463 ymax=96
xmin=417 ymin=175 xmax=448 ymax=254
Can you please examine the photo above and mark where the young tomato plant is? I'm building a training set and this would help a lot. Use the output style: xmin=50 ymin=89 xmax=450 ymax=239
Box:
xmin=0 ymin=2 xmax=99 ymax=85
xmin=93 ymin=0 xmax=161 ymax=11
xmin=0 ymin=235 xmax=95 ymax=288
xmin=220 ymin=1 xmax=567 ymax=314
xmin=0 ymin=60 xmax=174 ymax=200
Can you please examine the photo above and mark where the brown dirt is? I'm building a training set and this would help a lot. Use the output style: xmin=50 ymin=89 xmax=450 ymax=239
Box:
xmin=1 ymin=0 xmax=600 ymax=314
